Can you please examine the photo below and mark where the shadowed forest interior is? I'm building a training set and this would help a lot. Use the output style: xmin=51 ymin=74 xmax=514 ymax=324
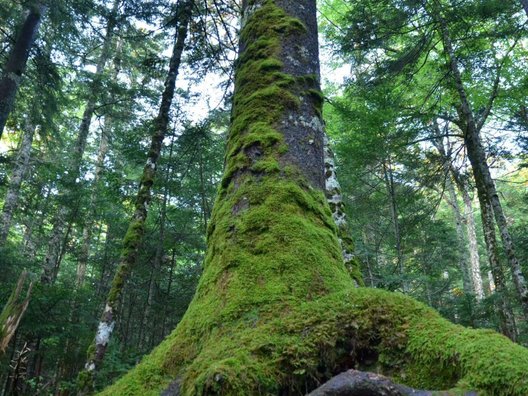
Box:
xmin=1 ymin=0 xmax=528 ymax=394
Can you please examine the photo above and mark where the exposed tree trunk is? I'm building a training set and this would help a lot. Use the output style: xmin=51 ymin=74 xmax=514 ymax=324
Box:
xmin=0 ymin=121 xmax=36 ymax=245
xmin=362 ymin=231 xmax=376 ymax=287
xmin=480 ymin=198 xmax=518 ymax=339
xmin=41 ymin=0 xmax=121 ymax=284
xmin=99 ymin=2 xmax=528 ymax=395
xmin=78 ymin=3 xmax=193 ymax=391
xmin=77 ymin=91 xmax=115 ymax=285
xmin=160 ymin=247 xmax=176 ymax=342
xmin=436 ymin=8 xmax=528 ymax=320
xmin=77 ymin=39 xmax=122 ymax=287
xmin=198 ymin=149 xmax=210 ymax=234
xmin=0 ymin=270 xmax=34 ymax=354
xmin=445 ymin=174 xmax=475 ymax=300
xmin=22 ymin=183 xmax=49 ymax=259
xmin=382 ymin=159 xmax=406 ymax=291
xmin=324 ymin=135 xmax=362 ymax=285
xmin=454 ymin=176 xmax=485 ymax=300
xmin=0 ymin=3 xmax=45 ymax=137
xmin=432 ymin=136 xmax=476 ymax=303
xmin=140 ymin=136 xmax=176 ymax=351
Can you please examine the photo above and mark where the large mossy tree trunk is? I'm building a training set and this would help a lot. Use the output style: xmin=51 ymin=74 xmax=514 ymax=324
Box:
xmin=99 ymin=1 xmax=528 ymax=395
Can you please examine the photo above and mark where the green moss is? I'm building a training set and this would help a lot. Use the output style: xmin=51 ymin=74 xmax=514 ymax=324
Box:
xmin=77 ymin=370 xmax=94 ymax=393
xmin=220 ymin=0 xmax=311 ymax=190
xmin=100 ymin=287 xmax=528 ymax=395
xmin=251 ymin=158 xmax=281 ymax=173
xmin=122 ymin=220 xmax=143 ymax=252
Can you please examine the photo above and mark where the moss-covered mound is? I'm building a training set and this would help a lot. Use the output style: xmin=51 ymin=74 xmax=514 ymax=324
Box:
xmin=99 ymin=287 xmax=528 ymax=395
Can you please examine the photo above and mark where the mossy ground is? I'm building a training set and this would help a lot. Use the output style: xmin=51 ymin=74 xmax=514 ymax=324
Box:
xmin=99 ymin=287 xmax=528 ymax=396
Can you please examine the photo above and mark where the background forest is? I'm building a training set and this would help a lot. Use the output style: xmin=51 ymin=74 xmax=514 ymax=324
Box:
xmin=0 ymin=0 xmax=527 ymax=394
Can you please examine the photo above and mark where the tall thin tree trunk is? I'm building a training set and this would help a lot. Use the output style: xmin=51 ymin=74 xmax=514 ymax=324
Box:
xmin=159 ymin=248 xmax=176 ymax=343
xmin=76 ymin=108 xmax=111 ymax=286
xmin=445 ymin=175 xmax=475 ymax=297
xmin=480 ymin=198 xmax=517 ymax=339
xmin=78 ymin=3 xmax=193 ymax=390
xmin=198 ymin=149 xmax=210 ymax=234
xmin=77 ymin=40 xmax=122 ymax=287
xmin=41 ymin=0 xmax=121 ymax=284
xmin=452 ymin=172 xmax=485 ymax=300
xmin=0 ymin=121 xmax=35 ymax=245
xmin=382 ymin=159 xmax=406 ymax=291
xmin=0 ymin=3 xmax=45 ymax=137
xmin=432 ymin=136 xmax=479 ymax=301
xmin=139 ymin=136 xmax=176 ymax=351
xmin=436 ymin=13 xmax=528 ymax=320
xmin=22 ymin=183 xmax=49 ymax=259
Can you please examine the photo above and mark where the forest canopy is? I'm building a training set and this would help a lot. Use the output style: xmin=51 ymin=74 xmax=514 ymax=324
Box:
xmin=1 ymin=0 xmax=528 ymax=395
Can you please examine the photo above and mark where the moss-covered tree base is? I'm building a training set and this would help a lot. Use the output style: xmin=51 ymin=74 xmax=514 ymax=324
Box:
xmin=97 ymin=1 xmax=527 ymax=394
xmin=99 ymin=286 xmax=528 ymax=396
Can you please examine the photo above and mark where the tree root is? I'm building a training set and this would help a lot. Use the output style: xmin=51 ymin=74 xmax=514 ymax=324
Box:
xmin=308 ymin=370 xmax=477 ymax=396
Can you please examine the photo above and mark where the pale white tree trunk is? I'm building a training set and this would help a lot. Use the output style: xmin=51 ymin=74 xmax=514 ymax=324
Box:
xmin=445 ymin=175 xmax=474 ymax=298
xmin=458 ymin=181 xmax=485 ymax=300
xmin=323 ymin=135 xmax=361 ymax=286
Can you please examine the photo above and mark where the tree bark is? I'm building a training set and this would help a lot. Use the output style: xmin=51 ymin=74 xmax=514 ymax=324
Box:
xmin=0 ymin=270 xmax=34 ymax=354
xmin=0 ymin=121 xmax=36 ymax=245
xmin=480 ymin=197 xmax=517 ymax=339
xmin=140 ymin=136 xmax=176 ymax=351
xmin=41 ymin=0 xmax=121 ymax=284
xmin=324 ymin=135 xmax=362 ymax=285
xmin=445 ymin=174 xmax=475 ymax=298
xmin=432 ymin=137 xmax=479 ymax=302
xmin=454 ymin=176 xmax=485 ymax=300
xmin=382 ymin=159 xmax=406 ymax=292
xmin=520 ymin=0 xmax=528 ymax=17
xmin=78 ymin=3 xmax=193 ymax=391
xmin=0 ymin=2 xmax=45 ymax=137
xmin=435 ymin=8 xmax=528 ymax=320
xmin=77 ymin=39 xmax=122 ymax=287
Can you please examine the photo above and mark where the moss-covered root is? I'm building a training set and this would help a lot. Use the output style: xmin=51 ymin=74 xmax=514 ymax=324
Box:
xmin=98 ymin=287 xmax=528 ymax=396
